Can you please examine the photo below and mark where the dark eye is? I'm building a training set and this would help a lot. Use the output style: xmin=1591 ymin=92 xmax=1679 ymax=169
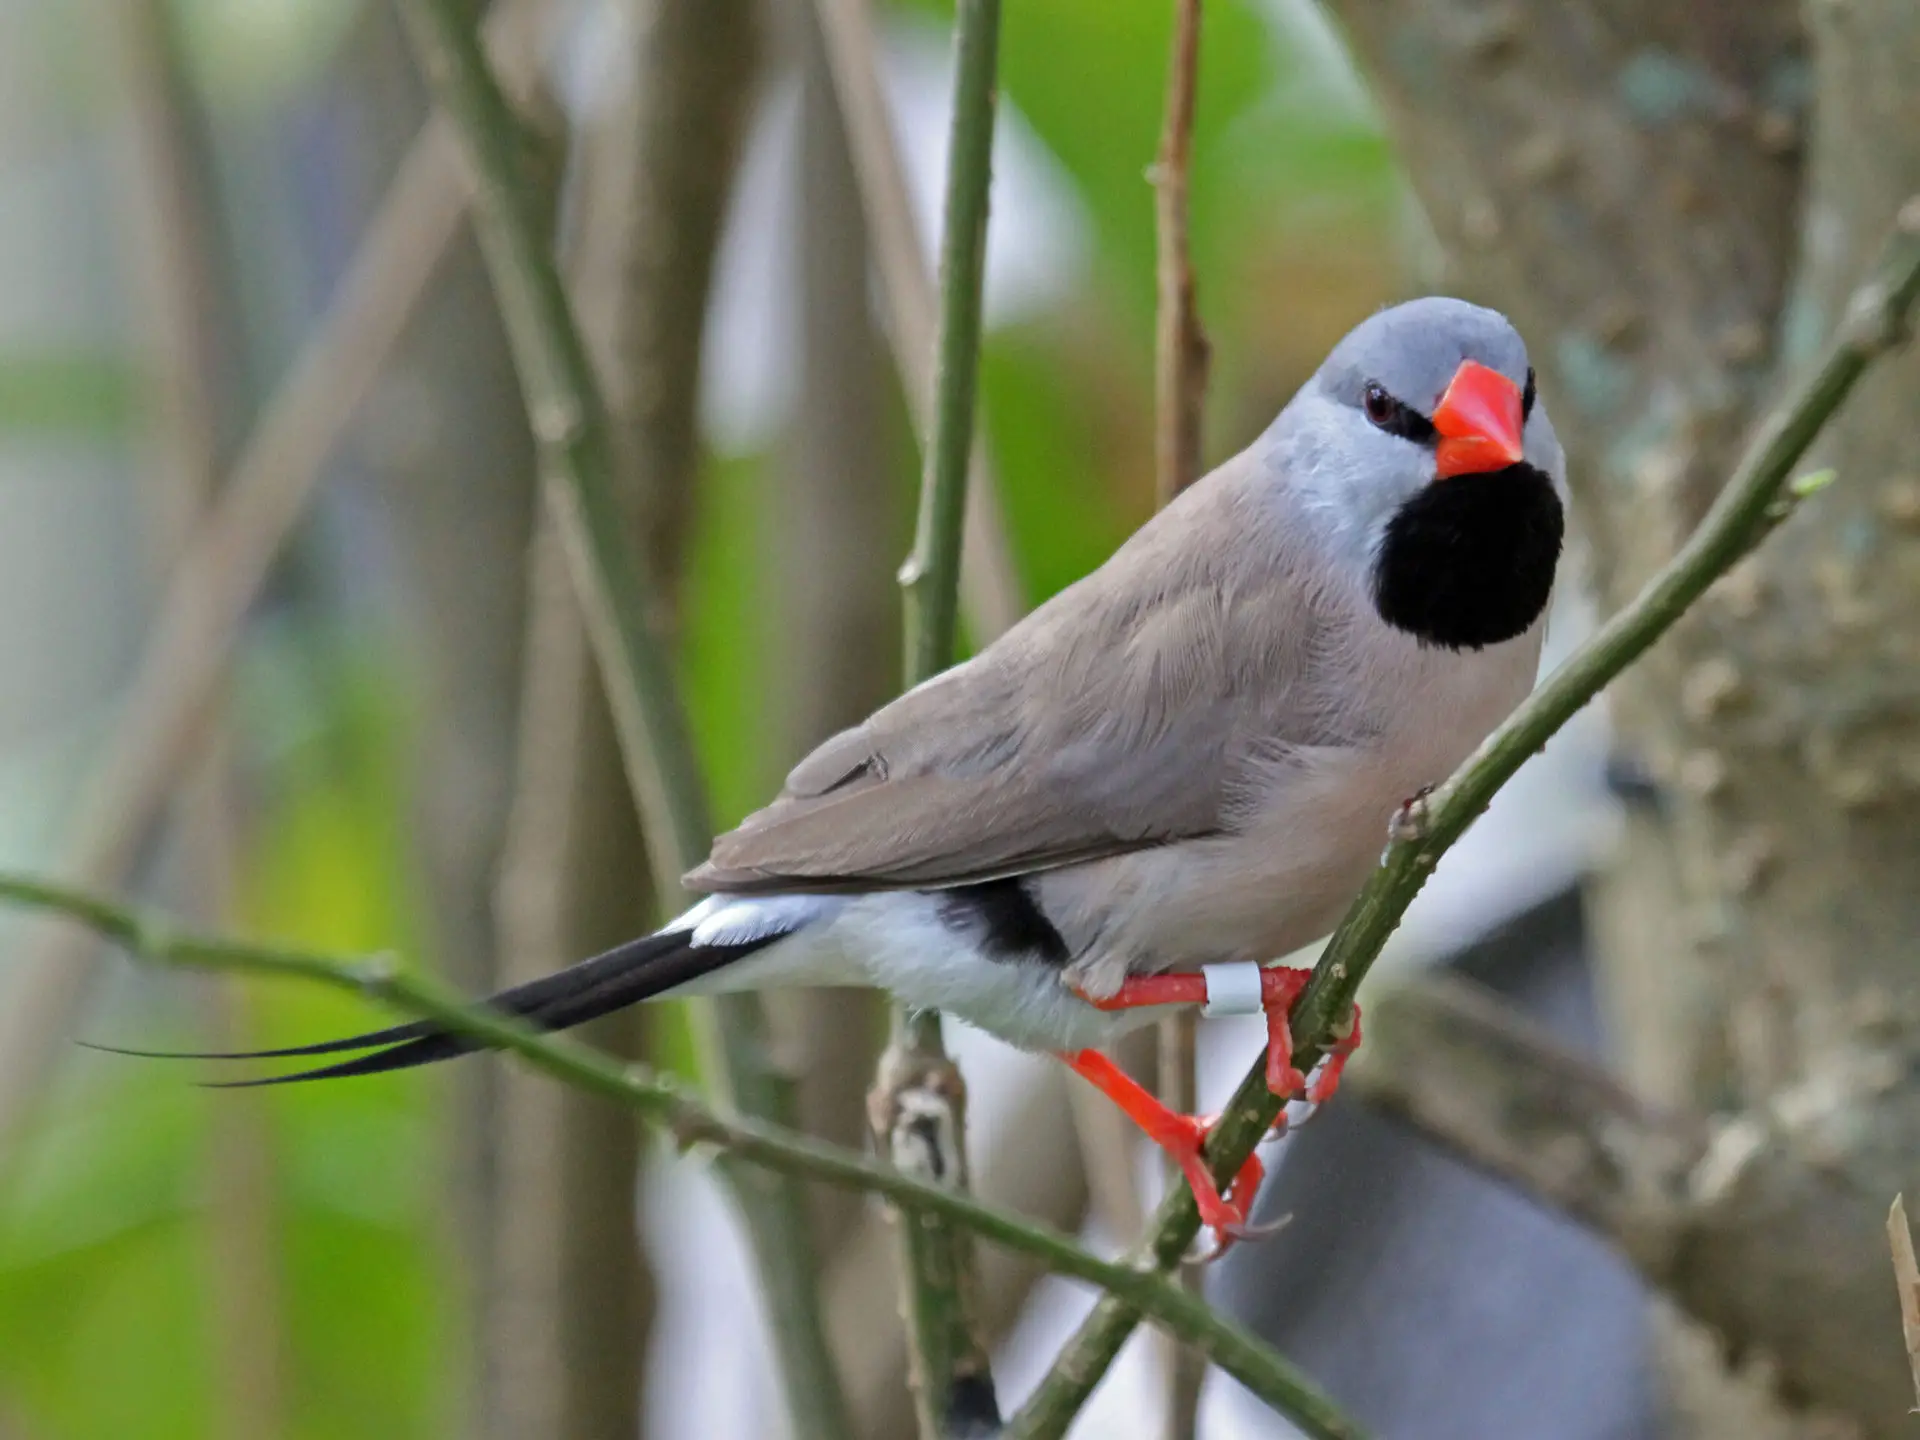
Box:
xmin=1363 ymin=382 xmax=1397 ymax=427
xmin=1521 ymin=366 xmax=1537 ymax=421
xmin=1361 ymin=381 xmax=1437 ymax=444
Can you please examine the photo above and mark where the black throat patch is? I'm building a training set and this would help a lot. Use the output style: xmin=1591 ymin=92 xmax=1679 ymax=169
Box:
xmin=1371 ymin=463 xmax=1563 ymax=650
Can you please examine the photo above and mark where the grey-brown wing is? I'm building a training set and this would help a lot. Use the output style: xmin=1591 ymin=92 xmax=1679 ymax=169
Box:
xmin=686 ymin=466 xmax=1343 ymax=894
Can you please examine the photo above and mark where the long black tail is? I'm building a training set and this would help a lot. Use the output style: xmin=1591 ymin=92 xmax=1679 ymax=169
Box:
xmin=95 ymin=927 xmax=778 ymax=1087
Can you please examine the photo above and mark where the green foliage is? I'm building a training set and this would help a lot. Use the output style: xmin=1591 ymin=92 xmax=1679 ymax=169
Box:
xmin=0 ymin=634 xmax=455 ymax=1440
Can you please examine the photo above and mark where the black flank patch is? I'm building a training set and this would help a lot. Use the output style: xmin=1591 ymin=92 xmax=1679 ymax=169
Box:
xmin=939 ymin=878 xmax=1071 ymax=966
xmin=1371 ymin=462 xmax=1563 ymax=651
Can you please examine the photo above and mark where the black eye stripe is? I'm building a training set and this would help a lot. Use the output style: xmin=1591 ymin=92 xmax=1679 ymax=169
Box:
xmin=1522 ymin=366 xmax=1537 ymax=421
xmin=1362 ymin=381 xmax=1437 ymax=445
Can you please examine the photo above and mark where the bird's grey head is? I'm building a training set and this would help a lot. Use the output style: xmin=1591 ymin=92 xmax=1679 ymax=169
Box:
xmin=1277 ymin=296 xmax=1567 ymax=651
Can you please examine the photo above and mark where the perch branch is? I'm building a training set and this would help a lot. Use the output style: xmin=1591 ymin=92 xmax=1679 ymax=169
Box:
xmin=1004 ymin=205 xmax=1920 ymax=1440
xmin=3 ymin=871 xmax=1361 ymax=1440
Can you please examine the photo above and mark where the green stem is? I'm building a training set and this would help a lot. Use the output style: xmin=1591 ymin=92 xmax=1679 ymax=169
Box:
xmin=6 ymin=871 xmax=1359 ymax=1440
xmin=390 ymin=3 xmax=849 ymax=1434
xmin=884 ymin=0 xmax=1004 ymax=1429
xmin=1004 ymin=210 xmax=1920 ymax=1440
xmin=900 ymin=0 xmax=1000 ymax=684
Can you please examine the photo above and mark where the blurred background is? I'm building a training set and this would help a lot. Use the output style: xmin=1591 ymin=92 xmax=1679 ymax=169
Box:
xmin=0 ymin=0 xmax=1905 ymax=1437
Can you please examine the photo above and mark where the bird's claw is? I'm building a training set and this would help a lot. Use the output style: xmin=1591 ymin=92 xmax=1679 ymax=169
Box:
xmin=1187 ymin=1211 xmax=1291 ymax=1264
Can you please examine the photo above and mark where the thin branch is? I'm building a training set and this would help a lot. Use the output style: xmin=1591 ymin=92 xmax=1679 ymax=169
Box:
xmin=878 ymin=0 xmax=1004 ymax=1426
xmin=1005 ymin=205 xmax=1920 ymax=1440
xmin=1150 ymin=0 xmax=1209 ymax=510
xmin=0 ymin=0 xmax=553 ymax=1153
xmin=808 ymin=0 xmax=1025 ymax=642
xmin=1148 ymin=2 xmax=1211 ymax=1432
xmin=899 ymin=0 xmax=1002 ymax=686
xmin=1 ymin=871 xmax=1359 ymax=1440
xmin=391 ymin=0 xmax=707 ymax=884
xmin=825 ymin=1068 xmax=1091 ymax=1437
xmin=388 ymin=2 xmax=852 ymax=1434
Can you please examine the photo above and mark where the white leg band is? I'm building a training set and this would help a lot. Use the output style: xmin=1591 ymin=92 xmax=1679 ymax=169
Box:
xmin=1200 ymin=962 xmax=1266 ymax=1018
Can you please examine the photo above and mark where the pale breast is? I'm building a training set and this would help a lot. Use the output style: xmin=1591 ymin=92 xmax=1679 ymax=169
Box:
xmin=1035 ymin=617 xmax=1543 ymax=993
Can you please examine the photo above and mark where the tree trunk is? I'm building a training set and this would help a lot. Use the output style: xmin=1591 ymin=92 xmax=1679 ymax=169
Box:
xmin=1325 ymin=1 xmax=1920 ymax=1433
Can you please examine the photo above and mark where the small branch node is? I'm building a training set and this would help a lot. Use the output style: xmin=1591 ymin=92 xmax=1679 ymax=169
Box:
xmin=869 ymin=1046 xmax=972 ymax=1191
xmin=1386 ymin=785 xmax=1435 ymax=844
xmin=530 ymin=396 xmax=585 ymax=446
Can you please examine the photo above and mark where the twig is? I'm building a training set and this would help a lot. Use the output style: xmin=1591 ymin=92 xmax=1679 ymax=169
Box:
xmin=898 ymin=0 xmax=1003 ymax=685
xmin=876 ymin=0 xmax=1004 ymax=1427
xmin=389 ymin=2 xmax=853 ymax=1435
xmin=0 ymin=870 xmax=1361 ymax=1440
xmin=1889 ymin=1196 xmax=1920 ymax=1412
xmin=0 ymin=0 xmax=552 ymax=1153
xmin=808 ymin=0 xmax=1024 ymax=642
xmin=1148 ymin=3 xmax=1211 ymax=1434
xmin=1150 ymin=0 xmax=1210 ymax=510
xmin=1004 ymin=206 xmax=1920 ymax=1440
xmin=825 ymin=1067 xmax=1091 ymax=1437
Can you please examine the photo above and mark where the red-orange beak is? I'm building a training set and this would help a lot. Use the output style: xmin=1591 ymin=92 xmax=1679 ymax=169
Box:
xmin=1432 ymin=360 xmax=1525 ymax=479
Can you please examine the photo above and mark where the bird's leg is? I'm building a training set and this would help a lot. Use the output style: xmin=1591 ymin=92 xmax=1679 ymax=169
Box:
xmin=1254 ymin=967 xmax=1311 ymax=1099
xmin=1056 ymin=1047 xmax=1266 ymax=1248
xmin=1075 ymin=965 xmax=1362 ymax=1113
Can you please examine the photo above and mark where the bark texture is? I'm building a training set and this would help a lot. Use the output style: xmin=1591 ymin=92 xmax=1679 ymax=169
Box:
xmin=1327 ymin=0 xmax=1920 ymax=1431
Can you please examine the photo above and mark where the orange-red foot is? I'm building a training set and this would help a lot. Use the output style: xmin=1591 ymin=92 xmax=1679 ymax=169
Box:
xmin=1057 ymin=1048 xmax=1271 ymax=1252
xmin=1058 ymin=1048 xmax=1268 ymax=1249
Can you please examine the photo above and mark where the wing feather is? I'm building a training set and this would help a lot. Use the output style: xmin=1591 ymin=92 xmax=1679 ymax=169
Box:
xmin=687 ymin=460 xmax=1352 ymax=894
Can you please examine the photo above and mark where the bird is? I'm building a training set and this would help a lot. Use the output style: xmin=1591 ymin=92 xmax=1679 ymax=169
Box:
xmin=134 ymin=297 xmax=1566 ymax=1243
